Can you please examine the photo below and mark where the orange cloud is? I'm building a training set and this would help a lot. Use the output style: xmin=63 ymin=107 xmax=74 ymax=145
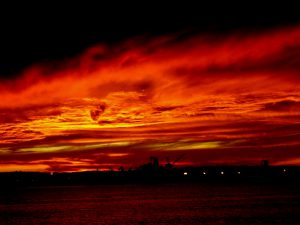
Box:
xmin=1 ymin=26 xmax=300 ymax=171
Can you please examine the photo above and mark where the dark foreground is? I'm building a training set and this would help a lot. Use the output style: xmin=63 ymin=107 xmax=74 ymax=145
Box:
xmin=1 ymin=183 xmax=300 ymax=225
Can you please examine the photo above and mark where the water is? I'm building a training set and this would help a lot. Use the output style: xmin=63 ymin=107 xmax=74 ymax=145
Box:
xmin=1 ymin=183 xmax=300 ymax=224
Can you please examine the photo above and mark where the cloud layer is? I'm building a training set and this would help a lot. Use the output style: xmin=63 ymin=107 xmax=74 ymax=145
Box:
xmin=1 ymin=26 xmax=300 ymax=171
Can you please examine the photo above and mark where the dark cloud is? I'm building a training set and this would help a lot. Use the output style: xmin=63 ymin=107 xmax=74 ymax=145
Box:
xmin=261 ymin=100 xmax=300 ymax=112
xmin=0 ymin=111 xmax=29 ymax=123
xmin=90 ymin=102 xmax=106 ymax=121
xmin=0 ymin=104 xmax=62 ymax=123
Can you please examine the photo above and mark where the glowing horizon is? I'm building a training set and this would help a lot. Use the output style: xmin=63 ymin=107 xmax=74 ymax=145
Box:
xmin=1 ymin=26 xmax=300 ymax=172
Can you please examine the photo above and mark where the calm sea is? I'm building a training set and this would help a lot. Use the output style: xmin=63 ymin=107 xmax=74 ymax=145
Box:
xmin=1 ymin=183 xmax=300 ymax=224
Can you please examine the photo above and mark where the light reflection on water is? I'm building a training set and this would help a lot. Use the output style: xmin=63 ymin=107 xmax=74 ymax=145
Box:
xmin=1 ymin=183 xmax=300 ymax=224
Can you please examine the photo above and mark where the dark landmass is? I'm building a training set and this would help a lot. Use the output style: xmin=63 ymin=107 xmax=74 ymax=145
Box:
xmin=1 ymin=164 xmax=300 ymax=188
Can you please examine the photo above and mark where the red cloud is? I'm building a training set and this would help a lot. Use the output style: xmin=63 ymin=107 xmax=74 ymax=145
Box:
xmin=1 ymin=26 xmax=300 ymax=171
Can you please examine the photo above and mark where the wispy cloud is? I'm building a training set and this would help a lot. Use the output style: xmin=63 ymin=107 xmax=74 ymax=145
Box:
xmin=1 ymin=26 xmax=300 ymax=171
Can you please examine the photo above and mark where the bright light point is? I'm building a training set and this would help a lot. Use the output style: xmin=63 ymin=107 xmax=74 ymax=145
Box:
xmin=183 ymin=172 xmax=188 ymax=176
xmin=237 ymin=171 xmax=241 ymax=174
xmin=283 ymin=169 xmax=287 ymax=172
xmin=220 ymin=171 xmax=224 ymax=175
xmin=203 ymin=172 xmax=206 ymax=175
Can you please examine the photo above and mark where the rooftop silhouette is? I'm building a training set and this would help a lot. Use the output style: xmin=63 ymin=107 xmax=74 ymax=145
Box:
xmin=1 ymin=159 xmax=300 ymax=187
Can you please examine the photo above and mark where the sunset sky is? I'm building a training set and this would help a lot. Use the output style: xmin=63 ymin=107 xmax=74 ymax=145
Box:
xmin=1 ymin=4 xmax=300 ymax=172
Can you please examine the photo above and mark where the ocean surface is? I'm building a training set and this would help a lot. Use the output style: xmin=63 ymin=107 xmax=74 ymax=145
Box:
xmin=1 ymin=183 xmax=300 ymax=224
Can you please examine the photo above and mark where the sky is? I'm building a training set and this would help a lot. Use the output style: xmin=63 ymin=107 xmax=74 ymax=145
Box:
xmin=1 ymin=4 xmax=300 ymax=172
